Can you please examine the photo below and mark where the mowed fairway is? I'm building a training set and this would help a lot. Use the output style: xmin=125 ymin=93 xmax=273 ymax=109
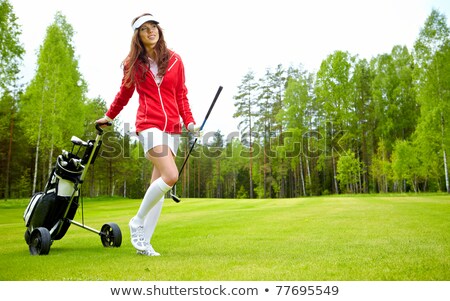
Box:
xmin=0 ymin=195 xmax=449 ymax=280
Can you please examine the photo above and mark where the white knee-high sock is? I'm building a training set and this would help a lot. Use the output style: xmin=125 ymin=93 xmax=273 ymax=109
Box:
xmin=144 ymin=196 xmax=164 ymax=243
xmin=134 ymin=177 xmax=171 ymax=224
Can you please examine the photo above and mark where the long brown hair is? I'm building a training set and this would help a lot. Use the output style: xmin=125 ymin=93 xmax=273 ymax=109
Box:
xmin=122 ymin=13 xmax=170 ymax=87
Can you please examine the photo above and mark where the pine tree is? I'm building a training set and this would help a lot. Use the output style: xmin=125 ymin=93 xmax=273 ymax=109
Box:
xmin=233 ymin=70 xmax=259 ymax=198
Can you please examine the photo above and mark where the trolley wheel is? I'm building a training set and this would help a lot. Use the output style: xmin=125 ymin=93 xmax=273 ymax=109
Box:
xmin=100 ymin=223 xmax=122 ymax=247
xmin=29 ymin=227 xmax=51 ymax=255
xmin=24 ymin=229 xmax=31 ymax=245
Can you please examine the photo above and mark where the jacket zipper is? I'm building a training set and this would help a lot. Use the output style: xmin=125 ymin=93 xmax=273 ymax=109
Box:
xmin=157 ymin=83 xmax=168 ymax=131
xmin=145 ymin=53 xmax=178 ymax=132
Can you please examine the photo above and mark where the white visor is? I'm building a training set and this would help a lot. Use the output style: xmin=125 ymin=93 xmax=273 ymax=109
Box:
xmin=132 ymin=15 xmax=159 ymax=31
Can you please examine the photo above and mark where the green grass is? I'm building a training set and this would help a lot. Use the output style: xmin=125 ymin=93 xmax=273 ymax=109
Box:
xmin=0 ymin=194 xmax=449 ymax=280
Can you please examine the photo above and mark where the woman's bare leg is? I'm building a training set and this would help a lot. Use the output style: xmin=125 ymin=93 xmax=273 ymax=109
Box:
xmin=129 ymin=145 xmax=178 ymax=251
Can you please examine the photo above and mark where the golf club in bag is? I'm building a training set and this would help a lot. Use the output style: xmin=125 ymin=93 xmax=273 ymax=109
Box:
xmin=23 ymin=122 xmax=122 ymax=255
xmin=171 ymin=86 xmax=223 ymax=203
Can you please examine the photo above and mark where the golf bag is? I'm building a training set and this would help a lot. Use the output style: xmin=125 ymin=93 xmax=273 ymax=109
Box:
xmin=23 ymin=123 xmax=122 ymax=255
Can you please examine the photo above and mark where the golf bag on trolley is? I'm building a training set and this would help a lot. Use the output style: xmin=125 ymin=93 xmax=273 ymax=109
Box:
xmin=23 ymin=123 xmax=122 ymax=255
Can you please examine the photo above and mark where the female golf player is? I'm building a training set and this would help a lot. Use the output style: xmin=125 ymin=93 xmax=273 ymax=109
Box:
xmin=96 ymin=13 xmax=200 ymax=256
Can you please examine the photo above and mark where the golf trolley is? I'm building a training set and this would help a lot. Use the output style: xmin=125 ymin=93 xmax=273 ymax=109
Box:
xmin=23 ymin=123 xmax=122 ymax=255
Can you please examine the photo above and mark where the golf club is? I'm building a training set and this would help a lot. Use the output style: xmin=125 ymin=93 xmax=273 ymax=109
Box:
xmin=171 ymin=86 xmax=223 ymax=202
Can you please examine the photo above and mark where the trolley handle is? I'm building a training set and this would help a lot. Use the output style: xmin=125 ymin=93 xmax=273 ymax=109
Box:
xmin=95 ymin=121 xmax=112 ymax=135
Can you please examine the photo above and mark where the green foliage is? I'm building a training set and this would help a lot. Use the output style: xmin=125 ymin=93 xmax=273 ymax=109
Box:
xmin=227 ymin=9 xmax=450 ymax=197
xmin=233 ymin=70 xmax=259 ymax=142
xmin=236 ymin=185 xmax=248 ymax=198
xmin=336 ymin=151 xmax=362 ymax=193
xmin=413 ymin=9 xmax=450 ymax=193
xmin=0 ymin=0 xmax=24 ymax=93
xmin=2 ymin=7 xmax=450 ymax=199
xmin=371 ymin=46 xmax=417 ymax=151
xmin=15 ymin=11 xmax=93 ymax=195
xmin=371 ymin=140 xmax=392 ymax=193
xmin=414 ymin=8 xmax=450 ymax=77
xmin=233 ymin=70 xmax=259 ymax=198
xmin=0 ymin=0 xmax=24 ymax=199
xmin=391 ymin=140 xmax=422 ymax=192
xmin=20 ymin=11 xmax=85 ymax=149
xmin=315 ymin=50 xmax=355 ymax=123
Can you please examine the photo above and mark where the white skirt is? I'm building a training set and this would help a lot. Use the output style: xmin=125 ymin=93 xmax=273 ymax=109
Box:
xmin=138 ymin=128 xmax=180 ymax=157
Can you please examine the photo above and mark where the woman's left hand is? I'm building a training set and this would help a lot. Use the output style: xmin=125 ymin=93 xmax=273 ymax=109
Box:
xmin=188 ymin=123 xmax=202 ymax=137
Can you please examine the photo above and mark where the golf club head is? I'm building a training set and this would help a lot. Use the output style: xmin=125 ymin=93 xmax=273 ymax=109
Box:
xmin=71 ymin=136 xmax=88 ymax=146
xmin=171 ymin=193 xmax=181 ymax=203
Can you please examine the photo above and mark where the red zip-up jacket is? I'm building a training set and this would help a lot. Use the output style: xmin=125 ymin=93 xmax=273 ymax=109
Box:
xmin=105 ymin=51 xmax=195 ymax=134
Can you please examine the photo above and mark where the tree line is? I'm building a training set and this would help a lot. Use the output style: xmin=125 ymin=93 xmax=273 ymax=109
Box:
xmin=233 ymin=9 xmax=450 ymax=197
xmin=1 ymin=1 xmax=449 ymax=199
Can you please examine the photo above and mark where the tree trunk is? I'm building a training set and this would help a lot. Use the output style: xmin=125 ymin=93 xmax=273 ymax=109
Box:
xmin=306 ymin=156 xmax=312 ymax=196
xmin=263 ymin=142 xmax=267 ymax=198
xmin=249 ymin=118 xmax=254 ymax=199
xmin=332 ymin=148 xmax=339 ymax=194
xmin=233 ymin=171 xmax=237 ymax=198
xmin=90 ymin=166 xmax=95 ymax=197
xmin=48 ymin=145 xmax=54 ymax=177
xmin=441 ymin=113 xmax=449 ymax=193
xmin=197 ymin=160 xmax=200 ymax=197
xmin=183 ymin=142 xmax=187 ymax=197
xmin=111 ymin=178 xmax=115 ymax=196
xmin=299 ymin=156 xmax=306 ymax=196
xmin=186 ymin=155 xmax=190 ymax=198
xmin=443 ymin=149 xmax=449 ymax=193
xmin=216 ymin=160 xmax=221 ymax=198
xmin=32 ymin=115 xmax=43 ymax=195
xmin=109 ymin=160 xmax=113 ymax=196
xmin=5 ymin=110 xmax=14 ymax=199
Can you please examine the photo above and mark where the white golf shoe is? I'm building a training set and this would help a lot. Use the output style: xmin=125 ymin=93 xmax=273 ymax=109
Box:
xmin=129 ymin=217 xmax=148 ymax=251
xmin=137 ymin=245 xmax=161 ymax=256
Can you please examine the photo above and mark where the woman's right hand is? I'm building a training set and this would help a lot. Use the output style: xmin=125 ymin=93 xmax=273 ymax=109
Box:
xmin=95 ymin=117 xmax=111 ymax=127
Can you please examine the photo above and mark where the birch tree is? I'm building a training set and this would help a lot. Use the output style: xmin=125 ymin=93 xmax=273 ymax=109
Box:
xmin=413 ymin=9 xmax=450 ymax=193
xmin=0 ymin=0 xmax=24 ymax=199
xmin=19 ymin=12 xmax=86 ymax=193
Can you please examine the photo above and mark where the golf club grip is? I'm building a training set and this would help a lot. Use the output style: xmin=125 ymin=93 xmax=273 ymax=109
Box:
xmin=200 ymin=86 xmax=223 ymax=130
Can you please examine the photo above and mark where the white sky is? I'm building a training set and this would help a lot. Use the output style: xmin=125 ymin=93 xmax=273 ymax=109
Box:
xmin=10 ymin=0 xmax=450 ymax=138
